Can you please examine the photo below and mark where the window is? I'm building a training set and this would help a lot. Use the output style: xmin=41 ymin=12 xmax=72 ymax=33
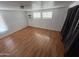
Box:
xmin=33 ymin=12 xmax=41 ymax=19
xmin=0 ymin=15 xmax=8 ymax=33
xmin=42 ymin=12 xmax=52 ymax=19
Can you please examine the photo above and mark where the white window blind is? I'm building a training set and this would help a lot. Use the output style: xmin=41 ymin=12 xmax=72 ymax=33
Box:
xmin=42 ymin=12 xmax=52 ymax=19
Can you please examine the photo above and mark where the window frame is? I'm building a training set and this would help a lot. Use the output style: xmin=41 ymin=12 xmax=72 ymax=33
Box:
xmin=42 ymin=11 xmax=53 ymax=19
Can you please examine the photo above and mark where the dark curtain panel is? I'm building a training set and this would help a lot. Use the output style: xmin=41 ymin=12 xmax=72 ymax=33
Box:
xmin=61 ymin=8 xmax=74 ymax=39
xmin=65 ymin=21 xmax=79 ymax=56
xmin=61 ymin=5 xmax=79 ymax=40
xmin=61 ymin=5 xmax=79 ymax=56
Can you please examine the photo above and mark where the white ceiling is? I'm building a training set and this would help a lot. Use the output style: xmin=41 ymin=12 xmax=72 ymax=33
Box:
xmin=0 ymin=1 xmax=73 ymax=11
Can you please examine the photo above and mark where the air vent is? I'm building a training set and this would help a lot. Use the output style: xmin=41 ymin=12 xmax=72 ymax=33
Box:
xmin=20 ymin=5 xmax=24 ymax=9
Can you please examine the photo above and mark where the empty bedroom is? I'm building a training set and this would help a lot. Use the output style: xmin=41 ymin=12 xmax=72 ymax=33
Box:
xmin=0 ymin=1 xmax=79 ymax=57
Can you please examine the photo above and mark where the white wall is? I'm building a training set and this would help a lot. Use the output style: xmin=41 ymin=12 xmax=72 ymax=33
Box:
xmin=0 ymin=11 xmax=28 ymax=38
xmin=26 ymin=7 xmax=68 ymax=31
xmin=0 ymin=6 xmax=68 ymax=39
xmin=52 ymin=7 xmax=68 ymax=31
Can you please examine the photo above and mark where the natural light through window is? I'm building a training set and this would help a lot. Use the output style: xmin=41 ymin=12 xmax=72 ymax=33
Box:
xmin=33 ymin=12 xmax=41 ymax=19
xmin=0 ymin=15 xmax=8 ymax=33
xmin=42 ymin=12 xmax=52 ymax=19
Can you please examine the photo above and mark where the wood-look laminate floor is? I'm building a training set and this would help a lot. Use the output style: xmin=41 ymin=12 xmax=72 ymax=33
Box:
xmin=0 ymin=26 xmax=64 ymax=57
